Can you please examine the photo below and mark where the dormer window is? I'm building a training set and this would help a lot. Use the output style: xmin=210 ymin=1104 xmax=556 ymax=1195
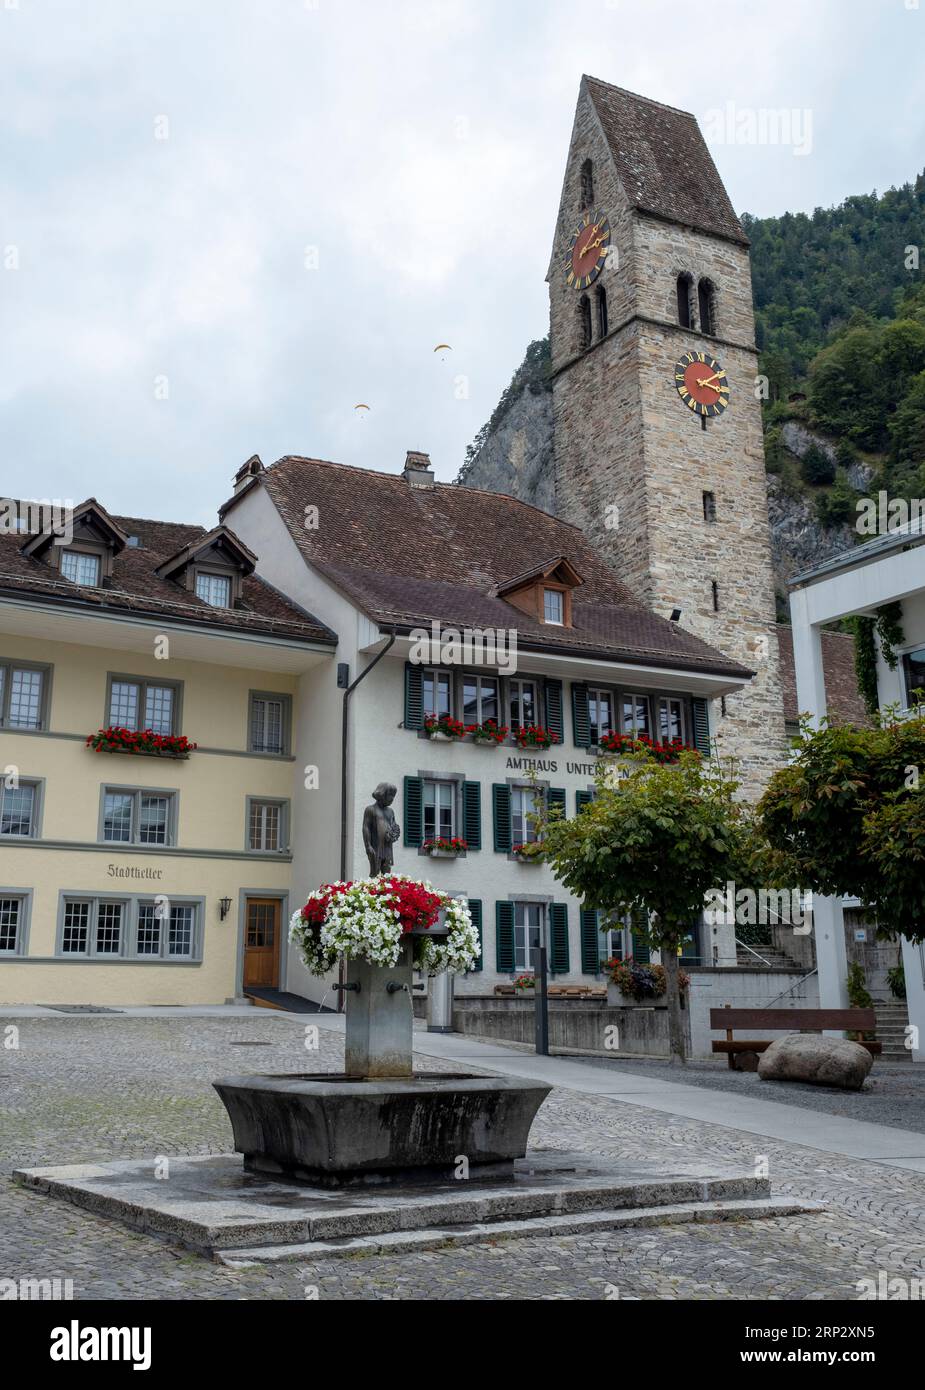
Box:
xmin=543 ymin=589 xmax=564 ymax=625
xmin=195 ymin=572 xmax=232 ymax=608
xmin=155 ymin=524 xmax=257 ymax=610
xmin=495 ymin=556 xmax=583 ymax=629
xmin=61 ymin=550 xmax=101 ymax=587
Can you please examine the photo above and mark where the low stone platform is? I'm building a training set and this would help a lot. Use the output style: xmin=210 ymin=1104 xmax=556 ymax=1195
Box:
xmin=14 ymin=1150 xmax=822 ymax=1263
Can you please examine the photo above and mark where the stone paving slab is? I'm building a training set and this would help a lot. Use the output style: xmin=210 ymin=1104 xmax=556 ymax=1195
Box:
xmin=14 ymin=1150 xmax=773 ymax=1255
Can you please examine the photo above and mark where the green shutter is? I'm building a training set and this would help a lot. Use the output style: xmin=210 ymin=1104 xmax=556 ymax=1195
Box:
xmin=691 ymin=697 xmax=711 ymax=757
xmin=544 ymin=678 xmax=564 ymax=743
xmin=571 ymin=683 xmax=591 ymax=748
xmin=630 ymin=907 xmax=651 ymax=963
xmin=580 ymin=907 xmax=600 ymax=975
xmin=576 ymin=789 xmax=594 ymax=815
xmin=403 ymin=776 xmax=423 ymax=847
xmin=404 ymin=663 xmax=424 ymax=730
xmin=492 ymin=784 xmax=512 ymax=853
xmin=495 ymin=901 xmax=515 ymax=973
xmin=462 ymin=781 xmax=482 ymax=850
xmin=547 ymin=786 xmax=566 ymax=821
xmin=549 ymin=903 xmax=570 ymax=975
xmin=468 ymin=899 xmax=483 ymax=972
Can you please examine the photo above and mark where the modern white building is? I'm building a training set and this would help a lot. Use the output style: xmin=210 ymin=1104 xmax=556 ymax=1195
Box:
xmin=789 ymin=519 xmax=925 ymax=1063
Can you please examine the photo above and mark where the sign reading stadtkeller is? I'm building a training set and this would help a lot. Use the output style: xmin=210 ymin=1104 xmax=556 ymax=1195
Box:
xmin=106 ymin=865 xmax=165 ymax=880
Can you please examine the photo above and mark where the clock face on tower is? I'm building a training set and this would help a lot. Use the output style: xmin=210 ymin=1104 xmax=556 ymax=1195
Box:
xmin=565 ymin=211 xmax=611 ymax=290
xmin=675 ymin=350 xmax=730 ymax=418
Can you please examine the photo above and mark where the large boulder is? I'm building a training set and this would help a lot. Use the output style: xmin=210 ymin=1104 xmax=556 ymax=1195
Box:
xmin=758 ymin=1034 xmax=873 ymax=1090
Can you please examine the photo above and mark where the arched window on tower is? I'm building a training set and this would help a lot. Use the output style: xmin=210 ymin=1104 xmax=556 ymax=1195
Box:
xmin=596 ymin=285 xmax=608 ymax=340
xmin=577 ymin=294 xmax=592 ymax=353
xmin=579 ymin=159 xmax=594 ymax=210
xmin=677 ymin=273 xmax=694 ymax=329
xmin=698 ymin=278 xmax=716 ymax=336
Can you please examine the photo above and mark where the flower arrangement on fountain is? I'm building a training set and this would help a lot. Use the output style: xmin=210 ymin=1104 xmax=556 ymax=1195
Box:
xmin=289 ymin=874 xmax=480 ymax=976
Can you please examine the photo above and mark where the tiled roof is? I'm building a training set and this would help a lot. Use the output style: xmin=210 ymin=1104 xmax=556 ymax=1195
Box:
xmin=0 ymin=509 xmax=336 ymax=646
xmin=584 ymin=77 xmax=749 ymax=247
xmin=222 ymin=455 xmax=753 ymax=681
xmin=777 ymin=626 xmax=869 ymax=726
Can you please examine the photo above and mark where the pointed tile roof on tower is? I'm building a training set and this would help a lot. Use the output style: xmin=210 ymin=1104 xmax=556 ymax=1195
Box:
xmin=584 ymin=76 xmax=749 ymax=247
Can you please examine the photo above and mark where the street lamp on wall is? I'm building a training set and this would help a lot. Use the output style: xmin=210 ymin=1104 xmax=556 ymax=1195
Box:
xmin=219 ymin=897 xmax=232 ymax=922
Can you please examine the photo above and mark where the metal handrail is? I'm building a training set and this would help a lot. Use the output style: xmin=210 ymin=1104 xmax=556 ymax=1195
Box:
xmin=734 ymin=937 xmax=774 ymax=968
xmin=763 ymin=967 xmax=819 ymax=1008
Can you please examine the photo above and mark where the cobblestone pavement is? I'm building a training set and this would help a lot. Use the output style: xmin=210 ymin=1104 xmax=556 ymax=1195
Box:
xmin=2 ymin=1015 xmax=925 ymax=1300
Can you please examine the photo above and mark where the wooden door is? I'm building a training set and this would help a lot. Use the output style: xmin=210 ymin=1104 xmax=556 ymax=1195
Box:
xmin=243 ymin=898 xmax=281 ymax=989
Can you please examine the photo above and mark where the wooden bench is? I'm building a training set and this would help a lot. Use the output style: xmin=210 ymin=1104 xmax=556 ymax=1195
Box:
xmin=710 ymin=1006 xmax=882 ymax=1071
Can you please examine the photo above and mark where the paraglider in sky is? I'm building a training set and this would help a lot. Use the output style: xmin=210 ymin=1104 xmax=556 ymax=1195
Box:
xmin=433 ymin=344 xmax=452 ymax=361
xmin=354 ymin=403 xmax=370 ymax=413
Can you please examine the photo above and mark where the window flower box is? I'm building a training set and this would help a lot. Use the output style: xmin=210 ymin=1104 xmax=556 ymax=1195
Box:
xmin=513 ymin=974 xmax=535 ymax=993
xmin=422 ymin=837 xmax=468 ymax=859
xmin=86 ymin=727 xmax=197 ymax=759
xmin=603 ymin=959 xmax=690 ymax=1007
xmin=513 ymin=725 xmax=559 ymax=751
xmin=511 ymin=842 xmax=545 ymax=864
xmin=467 ymin=719 xmax=509 ymax=746
xmin=598 ymin=732 xmax=697 ymax=764
xmin=424 ymin=714 xmax=466 ymax=742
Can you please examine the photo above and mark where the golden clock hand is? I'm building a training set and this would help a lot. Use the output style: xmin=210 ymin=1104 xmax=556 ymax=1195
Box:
xmin=696 ymin=377 xmax=727 ymax=394
xmin=696 ymin=372 xmax=724 ymax=388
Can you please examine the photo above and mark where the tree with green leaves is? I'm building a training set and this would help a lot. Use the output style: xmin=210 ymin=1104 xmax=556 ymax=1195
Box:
xmin=759 ymin=712 xmax=925 ymax=944
xmin=535 ymin=750 xmax=755 ymax=1064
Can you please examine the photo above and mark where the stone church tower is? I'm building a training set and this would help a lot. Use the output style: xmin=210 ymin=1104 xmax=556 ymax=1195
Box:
xmin=548 ymin=77 xmax=787 ymax=791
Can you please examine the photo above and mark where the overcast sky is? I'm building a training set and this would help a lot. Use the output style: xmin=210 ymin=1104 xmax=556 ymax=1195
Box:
xmin=2 ymin=0 xmax=923 ymax=526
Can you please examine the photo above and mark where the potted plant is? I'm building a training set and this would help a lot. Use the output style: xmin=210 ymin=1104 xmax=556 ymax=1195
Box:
xmin=289 ymin=874 xmax=480 ymax=975
xmin=422 ymin=836 xmax=468 ymax=859
xmin=511 ymin=841 xmax=545 ymax=864
xmin=86 ymin=726 xmax=197 ymax=759
xmin=603 ymin=958 xmax=689 ymax=1008
xmin=424 ymin=713 xmax=466 ymax=742
xmin=513 ymin=725 xmax=559 ymax=750
xmin=468 ymin=718 xmax=509 ymax=746
xmin=598 ymin=731 xmax=695 ymax=764
xmin=513 ymin=974 xmax=535 ymax=993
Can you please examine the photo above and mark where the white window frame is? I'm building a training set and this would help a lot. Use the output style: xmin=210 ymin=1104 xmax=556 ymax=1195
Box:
xmin=423 ymin=779 xmax=456 ymax=842
xmin=60 ymin=549 xmax=101 ymax=587
xmin=247 ymin=798 xmax=289 ymax=853
xmin=462 ymin=674 xmax=501 ymax=725
xmin=0 ymin=893 xmax=30 ymax=956
xmin=0 ymin=660 xmax=51 ymax=731
xmin=511 ymin=785 xmax=541 ymax=845
xmin=508 ymin=678 xmax=538 ymax=730
xmin=543 ymin=589 xmax=564 ymax=625
xmin=107 ymin=675 xmax=180 ymax=737
xmin=58 ymin=896 xmax=129 ymax=959
xmin=422 ymin=668 xmax=453 ymax=720
xmin=621 ymin=692 xmax=652 ymax=736
xmin=101 ymin=787 xmax=176 ymax=847
xmin=658 ymin=697 xmax=686 ymax=744
xmin=0 ymin=779 xmax=40 ymax=838
xmin=248 ymin=691 xmax=291 ymax=756
xmin=195 ymin=570 xmax=233 ymax=609
xmin=587 ymin=686 xmax=614 ymax=744
xmin=513 ymin=902 xmax=545 ymax=973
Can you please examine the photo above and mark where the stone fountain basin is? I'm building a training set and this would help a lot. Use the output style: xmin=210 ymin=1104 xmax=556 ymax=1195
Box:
xmin=213 ymin=1072 xmax=552 ymax=1186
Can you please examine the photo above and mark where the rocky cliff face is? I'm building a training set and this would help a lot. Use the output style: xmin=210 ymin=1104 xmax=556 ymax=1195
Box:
xmin=456 ymin=343 xmax=868 ymax=608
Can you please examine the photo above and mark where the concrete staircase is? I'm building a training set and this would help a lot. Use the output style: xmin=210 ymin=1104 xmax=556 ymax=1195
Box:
xmin=874 ymin=1001 xmax=912 ymax=1061
xmin=735 ymin=941 xmax=804 ymax=971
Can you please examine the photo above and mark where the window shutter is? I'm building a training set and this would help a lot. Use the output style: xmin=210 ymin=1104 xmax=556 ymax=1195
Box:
xmin=404 ymin=663 xmax=424 ymax=730
xmin=495 ymin=901 xmax=515 ymax=973
xmin=462 ymin=781 xmax=482 ymax=850
xmin=403 ymin=776 xmax=423 ymax=847
xmin=492 ymin=784 xmax=512 ymax=853
xmin=549 ymin=903 xmax=570 ymax=975
xmin=576 ymin=789 xmax=594 ymax=815
xmin=571 ymin=683 xmax=591 ymax=747
xmin=580 ymin=907 xmax=600 ymax=975
xmin=468 ymin=898 xmax=483 ymax=972
xmin=544 ymin=678 xmax=564 ymax=743
xmin=691 ymin=697 xmax=711 ymax=757
xmin=630 ymin=907 xmax=651 ymax=963
xmin=547 ymin=786 xmax=566 ymax=821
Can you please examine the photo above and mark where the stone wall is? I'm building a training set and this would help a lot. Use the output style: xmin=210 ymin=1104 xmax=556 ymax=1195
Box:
xmin=451 ymin=994 xmax=688 ymax=1058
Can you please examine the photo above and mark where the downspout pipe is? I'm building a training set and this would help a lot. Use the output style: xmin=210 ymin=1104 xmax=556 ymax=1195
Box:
xmin=336 ymin=628 xmax=397 ymax=1008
